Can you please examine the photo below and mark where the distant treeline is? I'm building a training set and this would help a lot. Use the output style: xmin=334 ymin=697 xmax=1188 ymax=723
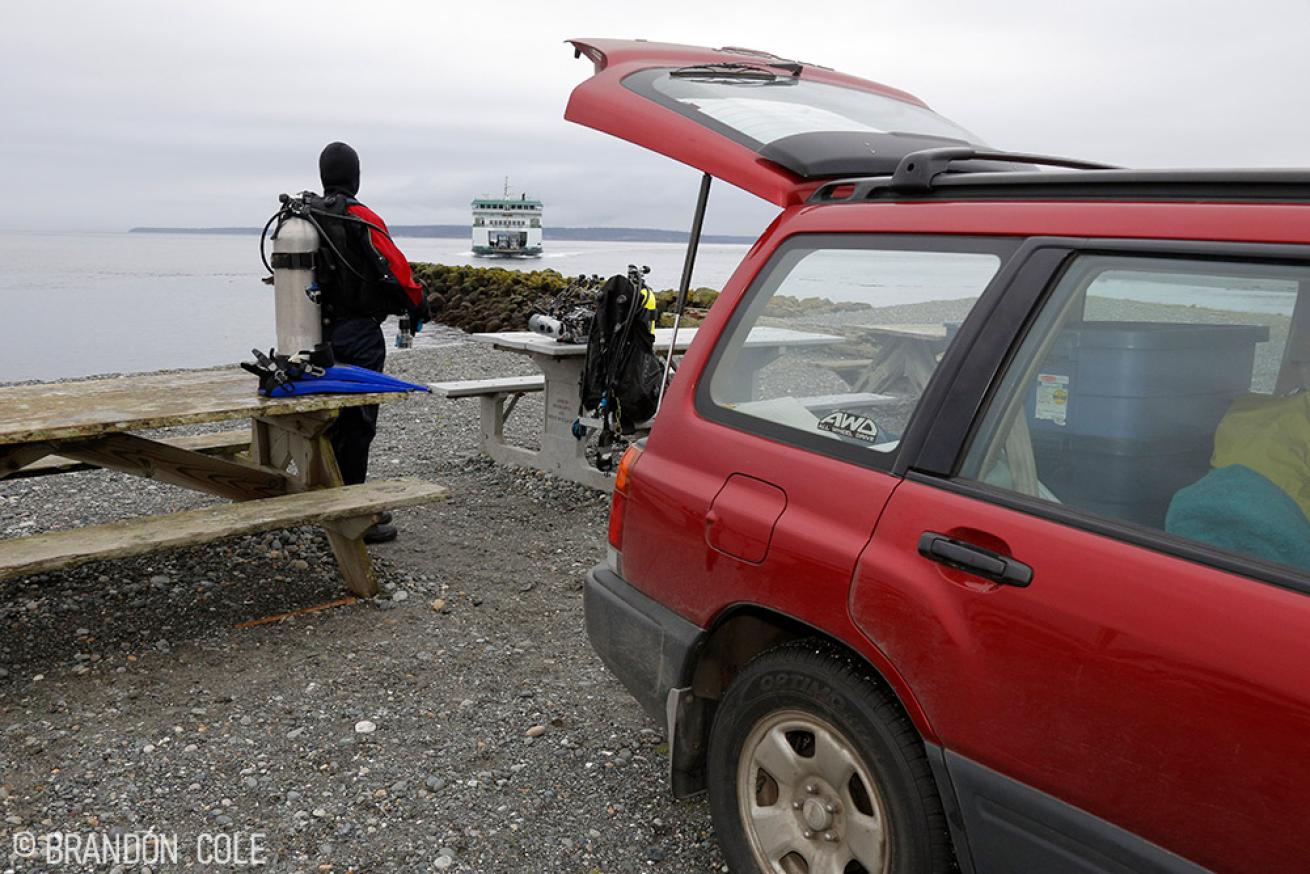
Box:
xmin=128 ymin=225 xmax=755 ymax=244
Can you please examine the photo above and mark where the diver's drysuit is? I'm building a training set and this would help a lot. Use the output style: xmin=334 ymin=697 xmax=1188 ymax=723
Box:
xmin=316 ymin=142 xmax=426 ymax=489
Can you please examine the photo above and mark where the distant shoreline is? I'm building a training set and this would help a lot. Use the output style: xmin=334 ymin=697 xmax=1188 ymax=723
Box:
xmin=127 ymin=225 xmax=756 ymax=245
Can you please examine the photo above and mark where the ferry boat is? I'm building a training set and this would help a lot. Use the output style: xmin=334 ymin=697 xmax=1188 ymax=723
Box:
xmin=471 ymin=179 xmax=543 ymax=257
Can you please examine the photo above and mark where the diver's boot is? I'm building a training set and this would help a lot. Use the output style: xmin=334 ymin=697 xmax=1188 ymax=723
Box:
xmin=363 ymin=522 xmax=398 ymax=544
xmin=377 ymin=511 xmax=393 ymax=525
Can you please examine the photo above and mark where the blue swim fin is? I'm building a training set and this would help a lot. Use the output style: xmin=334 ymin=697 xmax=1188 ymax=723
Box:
xmin=264 ymin=379 xmax=383 ymax=397
xmin=320 ymin=365 xmax=430 ymax=392
xmin=262 ymin=366 xmax=430 ymax=398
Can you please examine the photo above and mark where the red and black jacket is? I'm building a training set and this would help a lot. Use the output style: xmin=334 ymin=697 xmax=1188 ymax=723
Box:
xmin=314 ymin=193 xmax=424 ymax=323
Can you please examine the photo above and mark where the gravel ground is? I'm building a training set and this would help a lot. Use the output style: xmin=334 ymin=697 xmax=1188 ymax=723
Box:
xmin=0 ymin=338 xmax=726 ymax=873
xmin=2 ymin=293 xmax=1278 ymax=872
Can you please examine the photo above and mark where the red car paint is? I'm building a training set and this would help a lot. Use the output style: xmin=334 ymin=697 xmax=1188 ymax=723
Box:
xmin=611 ymin=202 xmax=1310 ymax=872
xmin=572 ymin=38 xmax=1310 ymax=873
xmin=566 ymin=38 xmax=941 ymax=207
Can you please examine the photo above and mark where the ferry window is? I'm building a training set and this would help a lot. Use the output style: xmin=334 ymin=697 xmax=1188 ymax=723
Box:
xmin=703 ymin=237 xmax=1005 ymax=464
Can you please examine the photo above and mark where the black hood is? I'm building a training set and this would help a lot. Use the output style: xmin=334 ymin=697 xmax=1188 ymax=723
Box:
xmin=319 ymin=142 xmax=360 ymax=197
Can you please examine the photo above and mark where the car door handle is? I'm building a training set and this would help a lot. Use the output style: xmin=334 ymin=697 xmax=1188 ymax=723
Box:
xmin=917 ymin=532 xmax=1033 ymax=587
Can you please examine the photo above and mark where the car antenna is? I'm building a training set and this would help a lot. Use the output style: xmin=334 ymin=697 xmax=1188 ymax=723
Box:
xmin=657 ymin=172 xmax=712 ymax=413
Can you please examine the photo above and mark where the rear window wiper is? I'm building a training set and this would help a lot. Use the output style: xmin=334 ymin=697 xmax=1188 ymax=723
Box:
xmin=669 ymin=62 xmax=802 ymax=83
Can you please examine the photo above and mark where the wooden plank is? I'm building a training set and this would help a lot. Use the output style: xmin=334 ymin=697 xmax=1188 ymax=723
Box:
xmin=853 ymin=323 xmax=950 ymax=340
xmin=799 ymin=392 xmax=898 ymax=413
xmin=1 ymin=444 xmax=56 ymax=480
xmin=254 ymin=411 xmax=337 ymax=440
xmin=11 ymin=429 xmax=251 ymax=479
xmin=430 ymin=376 xmax=545 ymax=398
xmin=811 ymin=358 xmax=874 ymax=370
xmin=51 ymin=433 xmax=291 ymax=502
xmin=0 ymin=368 xmax=406 ymax=446
xmin=289 ymin=429 xmax=380 ymax=598
xmin=0 ymin=478 xmax=450 ymax=582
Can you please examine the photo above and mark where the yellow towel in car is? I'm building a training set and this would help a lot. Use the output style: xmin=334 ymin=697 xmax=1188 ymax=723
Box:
xmin=1212 ymin=392 xmax=1310 ymax=519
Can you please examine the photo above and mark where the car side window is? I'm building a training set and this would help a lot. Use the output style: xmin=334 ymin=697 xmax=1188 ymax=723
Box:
xmin=962 ymin=253 xmax=1310 ymax=574
xmin=705 ymin=239 xmax=1004 ymax=459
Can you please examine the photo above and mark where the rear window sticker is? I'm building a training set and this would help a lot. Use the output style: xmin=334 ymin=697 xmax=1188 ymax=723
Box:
xmin=817 ymin=410 xmax=881 ymax=443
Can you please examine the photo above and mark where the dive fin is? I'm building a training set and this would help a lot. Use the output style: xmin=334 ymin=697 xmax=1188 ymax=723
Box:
xmin=320 ymin=365 xmax=431 ymax=392
xmin=265 ymin=379 xmax=395 ymax=398
xmin=260 ymin=366 xmax=430 ymax=397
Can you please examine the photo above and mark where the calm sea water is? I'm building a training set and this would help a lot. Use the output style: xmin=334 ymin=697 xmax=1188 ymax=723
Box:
xmin=3 ymin=232 xmax=1291 ymax=384
xmin=0 ymin=232 xmax=751 ymax=382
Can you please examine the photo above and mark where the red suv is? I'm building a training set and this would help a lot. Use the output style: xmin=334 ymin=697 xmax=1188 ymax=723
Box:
xmin=569 ymin=39 xmax=1310 ymax=874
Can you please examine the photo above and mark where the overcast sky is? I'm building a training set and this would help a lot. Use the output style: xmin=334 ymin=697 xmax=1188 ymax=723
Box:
xmin=4 ymin=0 xmax=1309 ymax=235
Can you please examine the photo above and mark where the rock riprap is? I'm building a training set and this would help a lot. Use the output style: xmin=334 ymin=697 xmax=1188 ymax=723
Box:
xmin=409 ymin=263 xmax=723 ymax=334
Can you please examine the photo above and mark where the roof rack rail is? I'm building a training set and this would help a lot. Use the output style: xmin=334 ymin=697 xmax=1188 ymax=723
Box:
xmin=809 ymin=164 xmax=1310 ymax=205
xmin=888 ymin=147 xmax=1117 ymax=192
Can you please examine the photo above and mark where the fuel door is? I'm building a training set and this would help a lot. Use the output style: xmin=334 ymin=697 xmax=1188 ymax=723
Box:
xmin=705 ymin=474 xmax=787 ymax=564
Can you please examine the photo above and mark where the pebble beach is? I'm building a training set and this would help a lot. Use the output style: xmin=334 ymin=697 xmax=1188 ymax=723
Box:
xmin=0 ymin=275 xmax=1287 ymax=871
xmin=0 ymin=339 xmax=728 ymax=873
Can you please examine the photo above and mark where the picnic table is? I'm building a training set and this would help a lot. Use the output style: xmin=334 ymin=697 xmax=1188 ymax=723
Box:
xmin=435 ymin=326 xmax=840 ymax=490
xmin=845 ymin=323 xmax=951 ymax=394
xmin=0 ymin=368 xmax=449 ymax=597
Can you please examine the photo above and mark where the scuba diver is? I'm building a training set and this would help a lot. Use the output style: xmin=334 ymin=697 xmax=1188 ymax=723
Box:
xmin=315 ymin=141 xmax=428 ymax=543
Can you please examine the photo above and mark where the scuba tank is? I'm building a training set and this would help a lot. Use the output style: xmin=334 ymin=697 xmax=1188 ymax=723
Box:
xmin=267 ymin=194 xmax=325 ymax=358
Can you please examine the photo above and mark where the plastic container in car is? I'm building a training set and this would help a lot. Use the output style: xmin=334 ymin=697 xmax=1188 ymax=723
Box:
xmin=1027 ymin=322 xmax=1268 ymax=439
xmin=1026 ymin=321 xmax=1268 ymax=527
xmin=1031 ymin=433 xmax=1213 ymax=527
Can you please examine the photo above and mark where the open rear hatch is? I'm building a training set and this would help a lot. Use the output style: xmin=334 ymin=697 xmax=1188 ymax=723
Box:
xmin=564 ymin=38 xmax=989 ymax=205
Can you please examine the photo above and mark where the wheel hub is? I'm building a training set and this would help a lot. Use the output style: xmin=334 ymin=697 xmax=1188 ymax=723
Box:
xmin=801 ymin=795 xmax=835 ymax=833
xmin=737 ymin=710 xmax=891 ymax=873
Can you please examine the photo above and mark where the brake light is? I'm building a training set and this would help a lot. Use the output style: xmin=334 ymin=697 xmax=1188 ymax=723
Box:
xmin=607 ymin=445 xmax=642 ymax=551
xmin=614 ymin=445 xmax=641 ymax=495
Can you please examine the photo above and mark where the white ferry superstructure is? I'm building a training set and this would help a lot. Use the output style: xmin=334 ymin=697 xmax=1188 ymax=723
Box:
xmin=471 ymin=181 xmax=542 ymax=257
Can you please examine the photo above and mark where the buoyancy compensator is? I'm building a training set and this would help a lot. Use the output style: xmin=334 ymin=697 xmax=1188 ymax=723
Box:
xmin=577 ymin=265 xmax=664 ymax=470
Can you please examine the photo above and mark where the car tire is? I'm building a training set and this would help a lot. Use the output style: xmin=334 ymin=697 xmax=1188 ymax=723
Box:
xmin=706 ymin=640 xmax=955 ymax=874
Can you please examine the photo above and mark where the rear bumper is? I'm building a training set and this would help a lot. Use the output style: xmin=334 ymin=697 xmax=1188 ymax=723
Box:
xmin=583 ymin=565 xmax=705 ymax=726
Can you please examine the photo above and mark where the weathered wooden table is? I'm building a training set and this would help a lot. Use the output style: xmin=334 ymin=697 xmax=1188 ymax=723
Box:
xmin=0 ymin=368 xmax=449 ymax=596
xmin=848 ymin=323 xmax=951 ymax=394
xmin=459 ymin=326 xmax=840 ymax=489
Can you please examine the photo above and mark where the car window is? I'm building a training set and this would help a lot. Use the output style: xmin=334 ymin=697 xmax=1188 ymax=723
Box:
xmin=625 ymin=68 xmax=984 ymax=152
xmin=705 ymin=240 xmax=1003 ymax=460
xmin=961 ymin=253 xmax=1310 ymax=574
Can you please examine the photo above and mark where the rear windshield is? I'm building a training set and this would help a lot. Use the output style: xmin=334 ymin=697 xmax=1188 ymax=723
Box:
xmin=623 ymin=67 xmax=983 ymax=152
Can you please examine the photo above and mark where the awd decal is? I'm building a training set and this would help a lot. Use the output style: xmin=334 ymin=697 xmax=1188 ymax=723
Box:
xmin=817 ymin=410 xmax=880 ymax=443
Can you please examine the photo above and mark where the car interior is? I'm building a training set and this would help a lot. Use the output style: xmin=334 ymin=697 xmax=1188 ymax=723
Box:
xmin=968 ymin=256 xmax=1310 ymax=573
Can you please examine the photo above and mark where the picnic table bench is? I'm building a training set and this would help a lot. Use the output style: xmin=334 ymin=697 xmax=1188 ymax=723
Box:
xmin=435 ymin=326 xmax=841 ymax=490
xmin=0 ymin=368 xmax=449 ymax=597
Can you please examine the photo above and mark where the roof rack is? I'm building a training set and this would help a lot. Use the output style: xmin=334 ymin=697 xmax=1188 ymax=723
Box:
xmin=886 ymin=147 xmax=1117 ymax=192
xmin=809 ymin=147 xmax=1310 ymax=205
